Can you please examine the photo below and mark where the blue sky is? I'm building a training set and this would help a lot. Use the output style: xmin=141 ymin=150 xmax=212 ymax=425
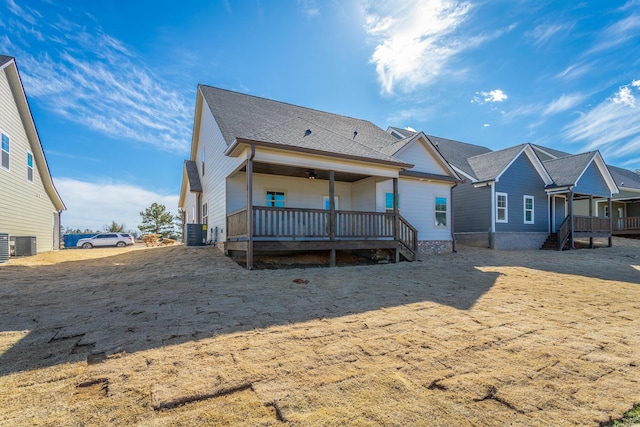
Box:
xmin=1 ymin=0 xmax=639 ymax=231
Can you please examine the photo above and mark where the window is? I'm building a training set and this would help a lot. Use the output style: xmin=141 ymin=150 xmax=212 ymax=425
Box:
xmin=323 ymin=196 xmax=339 ymax=210
xmin=523 ymin=195 xmax=534 ymax=224
xmin=266 ymin=191 xmax=285 ymax=207
xmin=201 ymin=148 xmax=205 ymax=176
xmin=27 ymin=151 xmax=33 ymax=182
xmin=496 ymin=192 xmax=508 ymax=223
xmin=435 ymin=196 xmax=447 ymax=227
xmin=202 ymin=202 xmax=208 ymax=226
xmin=1 ymin=132 xmax=9 ymax=170
xmin=385 ymin=192 xmax=400 ymax=212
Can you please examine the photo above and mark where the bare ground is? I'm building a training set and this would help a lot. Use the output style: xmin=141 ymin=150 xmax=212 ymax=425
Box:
xmin=0 ymin=239 xmax=639 ymax=426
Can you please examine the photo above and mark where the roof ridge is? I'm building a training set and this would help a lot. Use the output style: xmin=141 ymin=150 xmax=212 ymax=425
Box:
xmin=467 ymin=143 xmax=526 ymax=161
xmin=199 ymin=84 xmax=376 ymax=127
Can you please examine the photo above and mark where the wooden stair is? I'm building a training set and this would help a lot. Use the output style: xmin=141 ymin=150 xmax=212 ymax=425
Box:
xmin=540 ymin=233 xmax=568 ymax=250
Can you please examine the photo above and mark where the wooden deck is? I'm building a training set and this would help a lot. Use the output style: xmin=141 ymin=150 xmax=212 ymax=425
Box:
xmin=226 ymin=206 xmax=417 ymax=266
xmin=613 ymin=216 xmax=640 ymax=235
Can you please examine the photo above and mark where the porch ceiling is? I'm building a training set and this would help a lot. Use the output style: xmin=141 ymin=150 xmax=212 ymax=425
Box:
xmin=241 ymin=162 xmax=370 ymax=182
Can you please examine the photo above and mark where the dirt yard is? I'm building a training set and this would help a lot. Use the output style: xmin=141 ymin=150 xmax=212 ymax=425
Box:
xmin=1 ymin=239 xmax=639 ymax=426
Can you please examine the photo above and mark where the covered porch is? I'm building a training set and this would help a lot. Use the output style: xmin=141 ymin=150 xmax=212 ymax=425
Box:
xmin=224 ymin=147 xmax=418 ymax=269
xmin=548 ymin=191 xmax=612 ymax=250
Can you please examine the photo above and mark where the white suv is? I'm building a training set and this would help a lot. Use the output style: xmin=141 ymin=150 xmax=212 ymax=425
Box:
xmin=76 ymin=233 xmax=135 ymax=249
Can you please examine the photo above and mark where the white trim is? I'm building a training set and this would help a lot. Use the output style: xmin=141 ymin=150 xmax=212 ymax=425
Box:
xmin=523 ymin=195 xmax=534 ymax=224
xmin=434 ymin=195 xmax=448 ymax=227
xmin=0 ymin=129 xmax=9 ymax=171
xmin=493 ymin=144 xmax=553 ymax=185
xmin=26 ymin=150 xmax=34 ymax=183
xmin=496 ymin=192 xmax=508 ymax=223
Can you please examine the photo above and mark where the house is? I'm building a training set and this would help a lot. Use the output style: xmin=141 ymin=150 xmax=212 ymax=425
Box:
xmin=0 ymin=55 xmax=65 ymax=254
xmin=388 ymin=128 xmax=619 ymax=250
xmin=532 ymin=145 xmax=640 ymax=236
xmin=179 ymin=86 xmax=462 ymax=268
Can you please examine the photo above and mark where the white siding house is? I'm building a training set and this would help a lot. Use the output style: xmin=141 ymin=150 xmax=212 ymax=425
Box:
xmin=0 ymin=55 xmax=65 ymax=254
xmin=179 ymin=86 xmax=462 ymax=268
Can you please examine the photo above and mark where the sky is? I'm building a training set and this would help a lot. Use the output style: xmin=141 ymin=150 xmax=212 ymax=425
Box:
xmin=1 ymin=0 xmax=639 ymax=232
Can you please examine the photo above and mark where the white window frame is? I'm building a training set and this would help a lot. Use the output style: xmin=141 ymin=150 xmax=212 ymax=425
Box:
xmin=385 ymin=192 xmax=400 ymax=213
xmin=434 ymin=195 xmax=447 ymax=227
xmin=266 ymin=190 xmax=286 ymax=208
xmin=1 ymin=131 xmax=9 ymax=171
xmin=523 ymin=195 xmax=534 ymax=224
xmin=496 ymin=192 xmax=508 ymax=223
xmin=26 ymin=150 xmax=34 ymax=183
xmin=322 ymin=195 xmax=339 ymax=210
xmin=201 ymin=148 xmax=205 ymax=176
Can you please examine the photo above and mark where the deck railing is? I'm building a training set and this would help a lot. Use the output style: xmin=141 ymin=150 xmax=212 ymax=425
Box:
xmin=227 ymin=206 xmax=417 ymax=256
xmin=557 ymin=216 xmax=571 ymax=250
xmin=573 ymin=215 xmax=611 ymax=233
xmin=614 ymin=216 xmax=640 ymax=231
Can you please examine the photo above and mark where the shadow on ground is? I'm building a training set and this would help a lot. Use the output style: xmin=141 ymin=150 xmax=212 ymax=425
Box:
xmin=0 ymin=240 xmax=638 ymax=376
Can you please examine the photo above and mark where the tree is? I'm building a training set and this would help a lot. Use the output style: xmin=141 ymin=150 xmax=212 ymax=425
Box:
xmin=105 ymin=221 xmax=125 ymax=232
xmin=138 ymin=203 xmax=175 ymax=237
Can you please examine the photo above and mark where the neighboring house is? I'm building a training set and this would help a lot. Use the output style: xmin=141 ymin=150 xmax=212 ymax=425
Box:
xmin=388 ymin=128 xmax=619 ymax=250
xmin=532 ymin=145 xmax=640 ymax=236
xmin=0 ymin=55 xmax=65 ymax=253
xmin=179 ymin=86 xmax=462 ymax=269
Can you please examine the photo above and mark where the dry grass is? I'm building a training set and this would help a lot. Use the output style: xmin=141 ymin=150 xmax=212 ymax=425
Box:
xmin=1 ymin=239 xmax=640 ymax=426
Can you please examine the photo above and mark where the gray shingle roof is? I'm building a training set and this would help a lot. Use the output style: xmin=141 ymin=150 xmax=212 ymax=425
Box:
xmin=0 ymin=55 xmax=14 ymax=67
xmin=608 ymin=165 xmax=640 ymax=190
xmin=531 ymin=144 xmax=571 ymax=160
xmin=424 ymin=135 xmax=492 ymax=179
xmin=199 ymin=85 xmax=408 ymax=165
xmin=184 ymin=160 xmax=202 ymax=193
xmin=542 ymin=152 xmax=596 ymax=187
xmin=467 ymin=144 xmax=527 ymax=182
xmin=387 ymin=127 xmax=417 ymax=139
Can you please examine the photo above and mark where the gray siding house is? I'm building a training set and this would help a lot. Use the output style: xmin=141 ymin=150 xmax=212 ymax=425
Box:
xmin=0 ymin=55 xmax=65 ymax=254
xmin=388 ymin=128 xmax=619 ymax=250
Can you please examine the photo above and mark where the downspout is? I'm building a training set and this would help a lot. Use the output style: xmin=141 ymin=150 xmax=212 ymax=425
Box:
xmin=489 ymin=181 xmax=496 ymax=249
xmin=450 ymin=183 xmax=458 ymax=252
xmin=58 ymin=210 xmax=62 ymax=250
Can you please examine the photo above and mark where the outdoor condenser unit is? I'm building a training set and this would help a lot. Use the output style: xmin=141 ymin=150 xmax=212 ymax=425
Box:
xmin=0 ymin=233 xmax=8 ymax=263
xmin=10 ymin=236 xmax=37 ymax=257
xmin=185 ymin=224 xmax=207 ymax=247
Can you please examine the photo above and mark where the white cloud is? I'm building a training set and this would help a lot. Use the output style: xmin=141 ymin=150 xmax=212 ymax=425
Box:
xmin=527 ymin=23 xmax=573 ymax=46
xmin=386 ymin=106 xmax=435 ymax=124
xmin=405 ymin=126 xmax=416 ymax=132
xmin=5 ymin=6 xmax=192 ymax=153
xmin=632 ymin=79 xmax=640 ymax=87
xmin=56 ymin=178 xmax=179 ymax=232
xmin=612 ymin=85 xmax=636 ymax=108
xmin=544 ymin=93 xmax=585 ymax=115
xmin=363 ymin=0 xmax=474 ymax=95
xmin=472 ymin=89 xmax=508 ymax=104
xmin=297 ymin=0 xmax=320 ymax=16
xmin=586 ymin=12 xmax=640 ymax=54
xmin=555 ymin=62 xmax=594 ymax=81
xmin=563 ymin=83 xmax=640 ymax=162
xmin=483 ymin=123 xmax=490 ymax=127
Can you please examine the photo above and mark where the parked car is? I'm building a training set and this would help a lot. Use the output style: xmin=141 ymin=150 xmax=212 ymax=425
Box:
xmin=76 ymin=233 xmax=135 ymax=249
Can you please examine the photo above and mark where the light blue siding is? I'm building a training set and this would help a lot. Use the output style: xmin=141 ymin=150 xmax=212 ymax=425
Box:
xmin=574 ymin=162 xmax=611 ymax=197
xmin=554 ymin=196 xmax=566 ymax=231
xmin=495 ymin=153 xmax=548 ymax=232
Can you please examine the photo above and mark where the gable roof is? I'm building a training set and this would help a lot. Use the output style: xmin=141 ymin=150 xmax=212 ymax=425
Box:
xmin=1 ymin=55 xmax=65 ymax=211
xmin=608 ymin=165 xmax=640 ymax=190
xmin=424 ymin=134 xmax=492 ymax=180
xmin=543 ymin=151 xmax=618 ymax=195
xmin=0 ymin=55 xmax=13 ymax=68
xmin=543 ymin=152 xmax=598 ymax=187
xmin=199 ymin=85 xmax=411 ymax=167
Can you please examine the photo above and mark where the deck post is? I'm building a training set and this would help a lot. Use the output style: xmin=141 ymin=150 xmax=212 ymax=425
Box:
xmin=589 ymin=195 xmax=594 ymax=248
xmin=608 ymin=197 xmax=613 ymax=247
xmin=246 ymin=146 xmax=255 ymax=270
xmin=393 ymin=177 xmax=400 ymax=263
xmin=329 ymin=170 xmax=336 ymax=267
xmin=569 ymin=191 xmax=574 ymax=250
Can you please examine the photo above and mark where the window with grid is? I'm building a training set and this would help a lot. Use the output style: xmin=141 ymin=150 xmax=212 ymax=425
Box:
xmin=266 ymin=191 xmax=285 ymax=207
xmin=27 ymin=152 xmax=34 ymax=182
xmin=523 ymin=195 xmax=534 ymax=224
xmin=496 ymin=192 xmax=508 ymax=223
xmin=1 ymin=133 xmax=9 ymax=170
xmin=435 ymin=196 xmax=447 ymax=226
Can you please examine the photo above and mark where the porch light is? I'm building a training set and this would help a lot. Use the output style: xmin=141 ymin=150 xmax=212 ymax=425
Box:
xmin=307 ymin=169 xmax=317 ymax=180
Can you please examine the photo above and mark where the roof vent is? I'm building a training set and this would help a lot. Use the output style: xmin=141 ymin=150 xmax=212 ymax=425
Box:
xmin=353 ymin=128 xmax=358 ymax=139
xmin=304 ymin=129 xmax=312 ymax=137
